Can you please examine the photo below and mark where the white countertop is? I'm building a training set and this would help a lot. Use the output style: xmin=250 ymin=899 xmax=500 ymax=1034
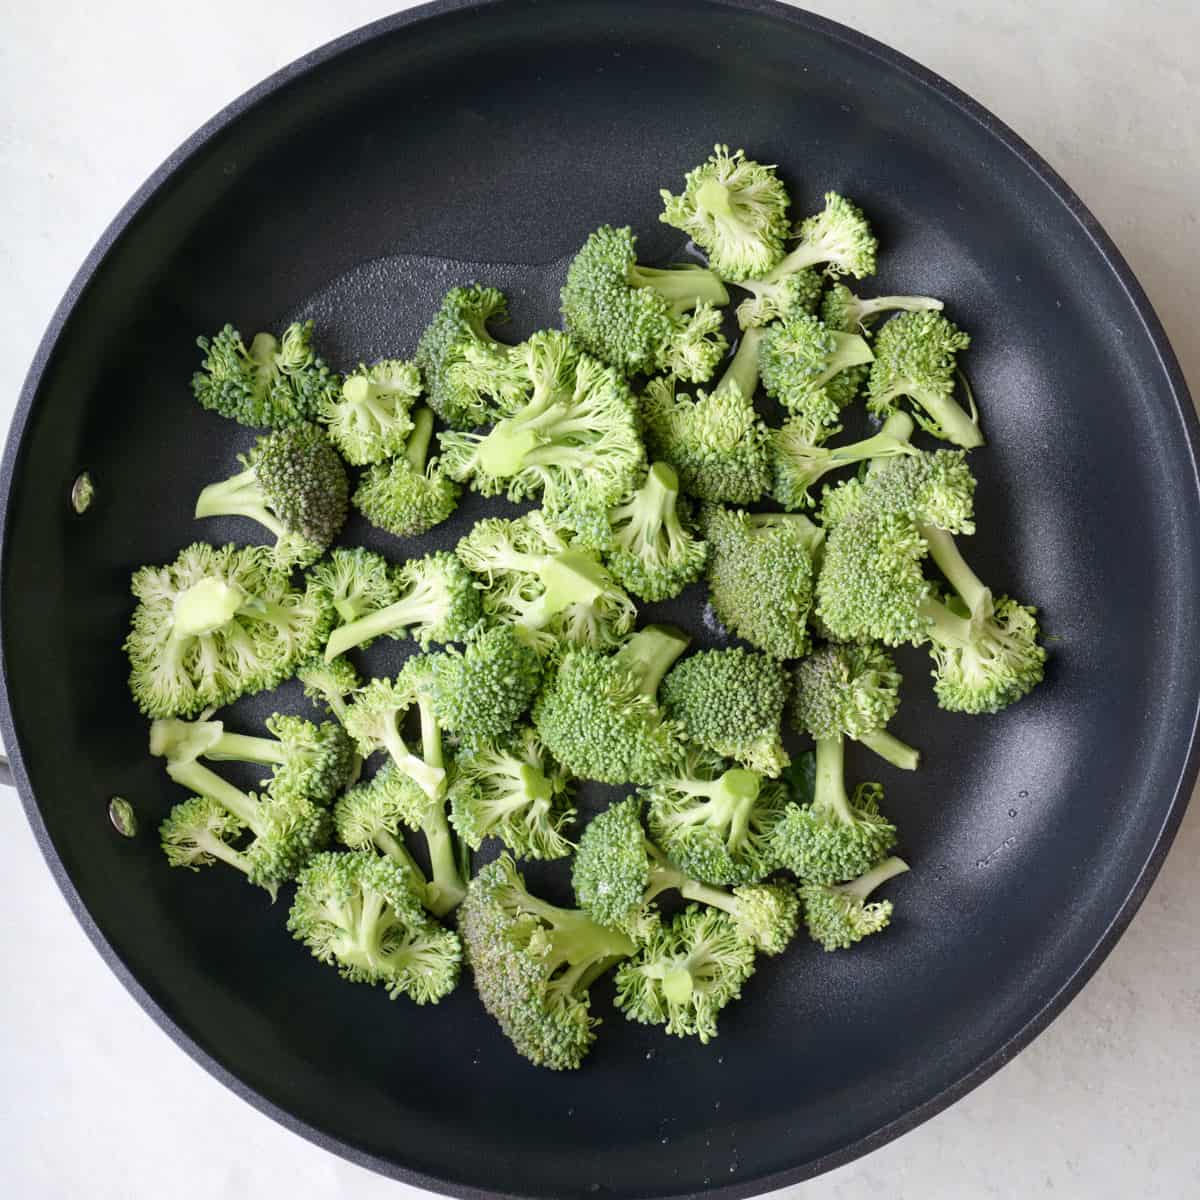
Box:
xmin=2 ymin=2 xmax=1198 ymax=1196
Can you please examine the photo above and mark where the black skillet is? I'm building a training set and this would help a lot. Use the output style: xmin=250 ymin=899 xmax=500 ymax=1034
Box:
xmin=3 ymin=2 xmax=1197 ymax=1197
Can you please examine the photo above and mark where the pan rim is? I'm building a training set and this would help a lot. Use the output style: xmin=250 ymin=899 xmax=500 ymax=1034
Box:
xmin=2 ymin=1 xmax=1197 ymax=1196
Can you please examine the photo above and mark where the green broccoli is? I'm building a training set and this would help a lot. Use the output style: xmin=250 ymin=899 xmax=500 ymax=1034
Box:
xmin=149 ymin=712 xmax=356 ymax=805
xmin=759 ymin=313 xmax=874 ymax=427
xmin=352 ymin=407 xmax=461 ymax=538
xmin=193 ymin=423 xmax=349 ymax=571
xmin=600 ymin=463 xmax=708 ymax=602
xmin=771 ymin=410 xmax=916 ymax=510
xmin=191 ymin=320 xmax=340 ymax=427
xmin=414 ymin=285 xmax=527 ymax=428
xmin=456 ymin=512 xmax=636 ymax=654
xmin=125 ymin=542 xmax=332 ymax=718
xmin=288 ymin=851 xmax=461 ymax=1002
xmin=324 ymin=551 xmax=482 ymax=660
xmin=820 ymin=284 xmax=943 ymax=333
xmin=533 ymin=625 xmax=691 ymax=785
xmin=297 ymin=655 xmax=362 ymax=725
xmin=801 ymin=855 xmax=909 ymax=951
xmin=448 ymin=726 xmax=575 ymax=860
xmin=867 ymin=311 xmax=980 ymax=448
xmin=639 ymin=328 xmax=772 ymax=505
xmin=310 ymin=547 xmax=397 ymax=625
xmin=319 ymin=359 xmax=420 ymax=465
xmin=458 ymin=853 xmax=637 ymax=1070
xmin=572 ymin=796 xmax=800 ymax=954
xmin=659 ymin=144 xmax=790 ymax=281
xmin=428 ymin=624 xmax=543 ymax=747
xmin=614 ymin=905 xmax=756 ymax=1043
xmin=701 ymin=505 xmax=824 ymax=659
xmin=660 ymin=647 xmax=790 ymax=776
xmin=643 ymin=749 xmax=790 ymax=885
xmin=438 ymin=331 xmax=643 ymax=541
xmin=734 ymin=192 xmax=877 ymax=328
xmin=560 ymin=224 xmax=730 ymax=381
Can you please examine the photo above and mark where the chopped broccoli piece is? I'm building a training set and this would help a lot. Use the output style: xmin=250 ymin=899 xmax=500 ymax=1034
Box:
xmin=640 ymin=328 xmax=772 ymax=505
xmin=319 ymin=359 xmax=420 ymax=465
xmin=614 ymin=905 xmax=756 ymax=1043
xmin=428 ymin=624 xmax=543 ymax=747
xmin=193 ymin=423 xmax=349 ymax=571
xmin=601 ymin=463 xmax=708 ymax=602
xmin=414 ymin=285 xmax=527 ymax=428
xmin=560 ymin=224 xmax=730 ymax=381
xmin=701 ymin=505 xmax=824 ymax=659
xmin=867 ymin=311 xmax=980 ymax=448
xmin=734 ymin=192 xmax=877 ymax=328
xmin=644 ymin=749 xmax=790 ymax=884
xmin=438 ymin=331 xmax=643 ymax=541
xmin=458 ymin=853 xmax=636 ymax=1070
xmin=456 ymin=512 xmax=636 ymax=654
xmin=759 ymin=313 xmax=874 ymax=427
xmin=801 ymin=855 xmax=909 ymax=951
xmin=125 ymin=542 xmax=332 ymax=718
xmin=659 ymin=144 xmax=790 ymax=281
xmin=448 ymin=726 xmax=576 ymax=860
xmin=352 ymin=407 xmax=461 ymax=538
xmin=310 ymin=547 xmax=397 ymax=625
xmin=533 ymin=625 xmax=690 ymax=785
xmin=324 ymin=551 xmax=482 ymax=660
xmin=149 ymin=712 xmax=356 ymax=805
xmin=191 ymin=320 xmax=340 ymax=427
xmin=297 ymin=655 xmax=362 ymax=725
xmin=660 ymin=647 xmax=790 ymax=776
xmin=288 ymin=851 xmax=461 ymax=1002
xmin=820 ymin=284 xmax=943 ymax=333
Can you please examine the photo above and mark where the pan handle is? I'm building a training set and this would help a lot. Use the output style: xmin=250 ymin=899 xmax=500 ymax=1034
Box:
xmin=0 ymin=756 xmax=11 ymax=788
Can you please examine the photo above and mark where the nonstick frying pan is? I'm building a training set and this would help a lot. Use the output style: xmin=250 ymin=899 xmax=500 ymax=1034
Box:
xmin=4 ymin=2 xmax=1198 ymax=1196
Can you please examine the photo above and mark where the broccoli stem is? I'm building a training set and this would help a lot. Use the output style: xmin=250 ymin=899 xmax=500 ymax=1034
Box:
xmin=614 ymin=624 xmax=691 ymax=697
xmin=194 ymin=469 xmax=286 ymax=538
xmin=857 ymin=729 xmax=920 ymax=772
xmin=855 ymin=295 xmax=943 ymax=323
xmin=412 ymin=692 xmax=464 ymax=917
xmin=191 ymin=825 xmax=264 ymax=885
xmin=904 ymin=386 xmax=983 ymax=450
xmin=721 ymin=326 xmax=765 ymax=400
xmin=814 ymin=736 xmax=853 ymax=824
xmin=627 ymin=263 xmax=730 ymax=314
xmin=171 ymin=578 xmax=246 ymax=637
xmin=203 ymin=731 xmax=288 ymax=767
xmin=919 ymin=525 xmax=989 ymax=614
xmin=165 ymin=758 xmax=265 ymax=835
xmin=522 ymin=551 xmax=610 ymax=629
xmin=373 ymin=827 xmax=428 ymax=886
xmin=324 ymin=580 xmax=448 ymax=661
xmin=521 ymin=890 xmax=638 ymax=964
xmin=839 ymin=855 xmax=910 ymax=900
xmin=378 ymin=719 xmax=446 ymax=802
xmin=405 ymin=407 xmax=435 ymax=472
xmin=671 ymin=770 xmax=762 ymax=848
xmin=695 ymin=176 xmax=736 ymax=220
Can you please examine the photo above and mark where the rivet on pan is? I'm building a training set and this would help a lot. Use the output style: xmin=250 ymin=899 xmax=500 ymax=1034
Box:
xmin=108 ymin=796 xmax=137 ymax=838
xmin=71 ymin=472 xmax=94 ymax=514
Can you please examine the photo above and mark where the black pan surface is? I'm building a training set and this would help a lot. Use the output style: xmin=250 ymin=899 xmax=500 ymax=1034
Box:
xmin=3 ymin=2 xmax=1198 ymax=1197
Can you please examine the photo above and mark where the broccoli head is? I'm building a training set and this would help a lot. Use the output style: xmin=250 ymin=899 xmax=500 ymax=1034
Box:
xmin=319 ymin=359 xmax=420 ymax=465
xmin=759 ymin=313 xmax=874 ymax=427
xmin=297 ymin=654 xmax=362 ymax=725
xmin=310 ymin=547 xmax=397 ymax=625
xmin=801 ymin=855 xmax=909 ymax=951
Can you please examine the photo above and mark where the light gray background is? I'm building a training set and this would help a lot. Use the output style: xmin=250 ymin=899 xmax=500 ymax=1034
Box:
xmin=2 ymin=2 xmax=1198 ymax=1197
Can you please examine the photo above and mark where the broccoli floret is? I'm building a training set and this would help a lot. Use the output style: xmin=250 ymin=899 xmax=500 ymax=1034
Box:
xmin=155 ymin=754 xmax=330 ymax=899
xmin=414 ymin=285 xmax=527 ymax=428
xmin=456 ymin=512 xmax=636 ymax=654
xmin=601 ymin=463 xmax=708 ymax=602
xmin=640 ymin=328 xmax=772 ymax=505
xmin=572 ymin=797 xmax=799 ymax=954
xmin=771 ymin=410 xmax=916 ymax=510
xmin=659 ymin=145 xmax=791 ymax=281
xmin=438 ymin=331 xmax=643 ymax=541
xmin=458 ymin=853 xmax=637 ymax=1070
xmin=867 ymin=311 xmax=981 ymax=448
xmin=701 ymin=505 xmax=824 ymax=659
xmin=614 ymin=905 xmax=756 ymax=1043
xmin=759 ymin=314 xmax=874 ymax=427
xmin=533 ymin=625 xmax=691 ymax=785
xmin=150 ymin=712 xmax=356 ymax=805
xmin=448 ymin=726 xmax=575 ymax=860
xmin=792 ymin=642 xmax=919 ymax=771
xmin=310 ymin=547 xmax=397 ymax=624
xmin=193 ymin=423 xmax=349 ymax=571
xmin=324 ymin=551 xmax=482 ymax=660
xmin=288 ymin=851 xmax=461 ymax=1002
xmin=820 ymin=284 xmax=943 ymax=333
xmin=801 ymin=855 xmax=909 ymax=951
xmin=644 ymin=749 xmax=789 ymax=884
xmin=342 ymin=659 xmax=465 ymax=915
xmin=191 ymin=320 xmax=340 ymax=427
xmin=428 ymin=624 xmax=543 ymax=747
xmin=319 ymin=359 xmax=420 ymax=465
xmin=125 ymin=542 xmax=332 ymax=718
xmin=560 ymin=224 xmax=730 ymax=381
xmin=660 ymin=647 xmax=790 ymax=776
xmin=297 ymin=655 xmax=362 ymax=725
xmin=734 ymin=192 xmax=877 ymax=328
xmin=352 ymin=408 xmax=461 ymax=538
